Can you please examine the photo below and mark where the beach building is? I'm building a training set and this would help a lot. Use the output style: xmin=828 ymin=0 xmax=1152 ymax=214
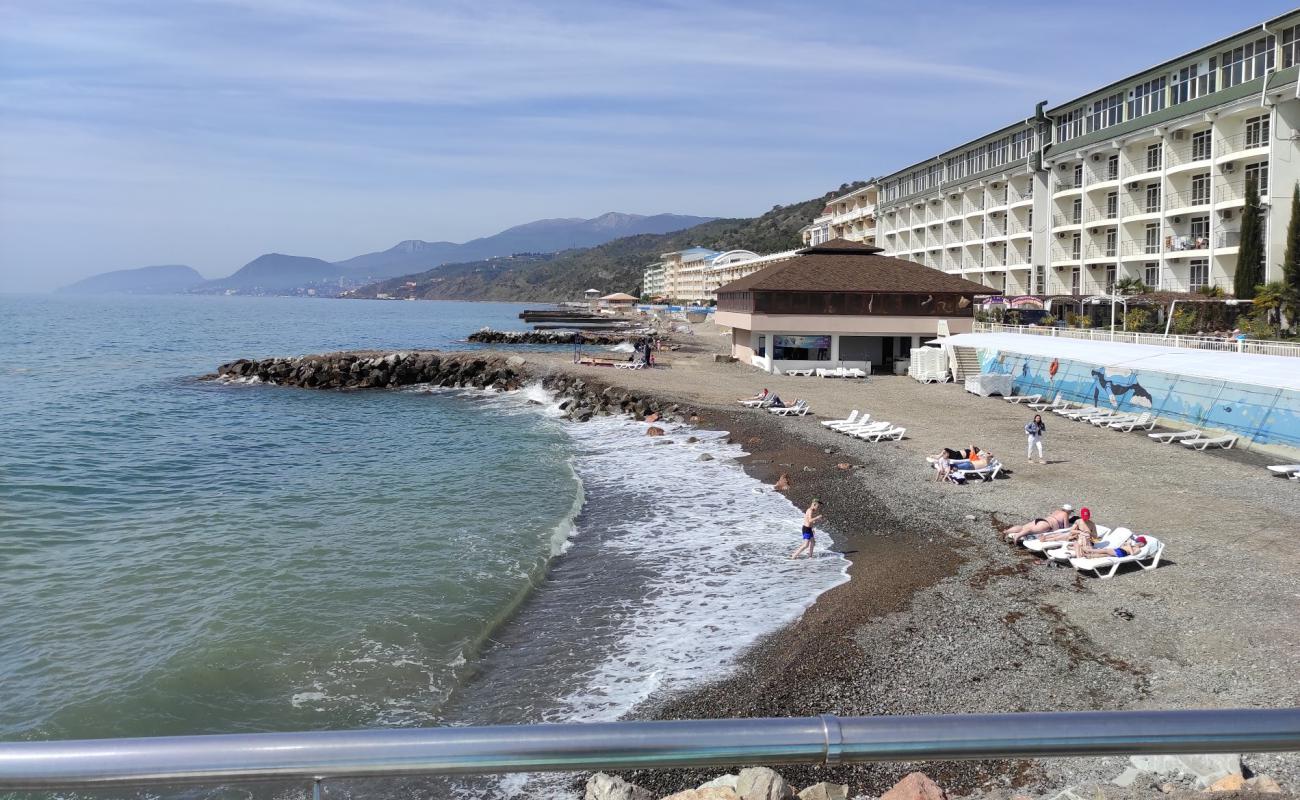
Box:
xmin=641 ymin=262 xmax=666 ymax=299
xmin=715 ymin=239 xmax=991 ymax=374
xmin=800 ymin=184 xmax=878 ymax=247
xmin=849 ymin=10 xmax=1300 ymax=298
xmin=598 ymin=292 xmax=638 ymax=311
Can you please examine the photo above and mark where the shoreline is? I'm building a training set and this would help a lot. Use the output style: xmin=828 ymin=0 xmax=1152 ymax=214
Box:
xmin=207 ymin=343 xmax=1300 ymax=798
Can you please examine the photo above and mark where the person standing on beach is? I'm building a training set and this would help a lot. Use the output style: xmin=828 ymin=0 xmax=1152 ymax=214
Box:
xmin=1025 ymin=414 xmax=1047 ymax=464
xmin=790 ymin=499 xmax=824 ymax=559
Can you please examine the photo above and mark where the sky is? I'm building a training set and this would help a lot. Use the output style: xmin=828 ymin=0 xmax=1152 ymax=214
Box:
xmin=1 ymin=1 xmax=1296 ymax=291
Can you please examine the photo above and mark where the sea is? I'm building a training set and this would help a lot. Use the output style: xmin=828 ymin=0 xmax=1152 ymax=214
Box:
xmin=0 ymin=294 xmax=849 ymax=798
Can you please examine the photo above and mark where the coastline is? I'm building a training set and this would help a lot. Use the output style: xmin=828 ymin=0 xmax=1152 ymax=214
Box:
xmin=207 ymin=340 xmax=1300 ymax=798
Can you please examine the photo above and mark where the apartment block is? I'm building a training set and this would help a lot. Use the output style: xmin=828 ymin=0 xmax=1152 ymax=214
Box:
xmin=801 ymin=184 xmax=879 ymax=247
xmin=867 ymin=10 xmax=1300 ymax=298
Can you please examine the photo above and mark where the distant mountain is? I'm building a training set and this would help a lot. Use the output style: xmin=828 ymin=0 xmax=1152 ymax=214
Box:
xmin=204 ymin=253 xmax=341 ymax=292
xmin=334 ymin=212 xmax=715 ymax=281
xmin=348 ymin=185 xmax=866 ymax=303
xmin=57 ymin=265 xmax=205 ymax=295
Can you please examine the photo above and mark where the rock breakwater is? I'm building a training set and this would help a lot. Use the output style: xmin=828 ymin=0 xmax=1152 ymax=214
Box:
xmin=209 ymin=350 xmax=697 ymax=425
xmin=468 ymin=329 xmax=638 ymax=345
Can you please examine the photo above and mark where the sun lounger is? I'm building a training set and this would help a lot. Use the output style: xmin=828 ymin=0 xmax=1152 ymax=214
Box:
xmin=614 ymin=360 xmax=645 ymax=370
xmin=954 ymin=459 xmax=1001 ymax=481
xmin=837 ymin=420 xmax=890 ymax=436
xmin=1052 ymin=405 xmax=1094 ymax=418
xmin=1042 ymin=525 xmax=1127 ymax=562
xmin=821 ymin=410 xmax=859 ymax=428
xmin=842 ymin=368 xmax=868 ymax=378
xmin=1078 ymin=409 xmax=1127 ymax=424
xmin=1069 ymin=535 xmax=1164 ymax=578
xmin=1181 ymin=434 xmax=1237 ymax=450
xmin=769 ymin=399 xmax=810 ymax=417
xmin=856 ymin=426 xmax=905 ymax=442
xmin=1108 ymin=412 xmax=1155 ymax=431
xmin=1028 ymin=393 xmax=1065 ymax=411
xmin=1266 ymin=464 xmax=1300 ymax=475
xmin=783 ymin=368 xmax=815 ymax=377
xmin=1022 ymin=524 xmax=1113 ymax=552
xmin=1005 ymin=393 xmax=1042 ymax=404
xmin=1148 ymin=429 xmax=1201 ymax=443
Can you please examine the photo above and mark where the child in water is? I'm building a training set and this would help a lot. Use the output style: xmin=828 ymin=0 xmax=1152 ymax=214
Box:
xmin=789 ymin=499 xmax=824 ymax=559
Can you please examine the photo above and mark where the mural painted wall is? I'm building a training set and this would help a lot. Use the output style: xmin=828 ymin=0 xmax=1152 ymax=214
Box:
xmin=976 ymin=348 xmax=1300 ymax=450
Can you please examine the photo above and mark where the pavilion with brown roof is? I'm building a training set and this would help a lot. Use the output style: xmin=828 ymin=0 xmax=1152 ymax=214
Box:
xmin=714 ymin=238 xmax=992 ymax=374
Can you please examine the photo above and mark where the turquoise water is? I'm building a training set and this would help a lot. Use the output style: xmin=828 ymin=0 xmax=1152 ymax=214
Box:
xmin=0 ymin=294 xmax=848 ymax=798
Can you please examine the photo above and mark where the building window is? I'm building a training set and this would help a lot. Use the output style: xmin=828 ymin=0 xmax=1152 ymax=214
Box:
xmin=1284 ymin=24 xmax=1300 ymax=68
xmin=1145 ymin=223 xmax=1161 ymax=254
xmin=1105 ymin=264 xmax=1117 ymax=293
xmin=1146 ymin=143 xmax=1162 ymax=172
xmin=772 ymin=335 xmax=830 ymax=362
xmin=1145 ymin=183 xmax=1161 ymax=213
xmin=1191 ymin=130 xmax=1212 ymax=161
xmin=1221 ymin=36 xmax=1275 ymax=89
xmin=1071 ymin=232 xmax=1081 ymax=259
xmin=1072 ymin=198 xmax=1082 ymax=224
xmin=1172 ymin=59 xmax=1216 ymax=104
xmin=1088 ymin=92 xmax=1124 ymax=133
xmin=1106 ymin=191 xmax=1118 ymax=219
xmin=1191 ymin=173 xmax=1211 ymax=205
xmin=1071 ymin=267 xmax=1081 ymax=295
xmin=1245 ymin=114 xmax=1270 ymax=148
xmin=1189 ymin=259 xmax=1209 ymax=291
xmin=1128 ymin=77 xmax=1166 ymax=119
xmin=1011 ymin=129 xmax=1034 ymax=160
xmin=1056 ymin=108 xmax=1085 ymax=143
xmin=1034 ymin=265 xmax=1045 ymax=294
xmin=1073 ymin=163 xmax=1084 ymax=188
xmin=756 ymin=335 xmax=766 ymax=358
xmin=1107 ymin=154 xmax=1119 ymax=180
xmin=1244 ymin=161 xmax=1269 ymax=195
xmin=1144 ymin=262 xmax=1160 ymax=288
xmin=1190 ymin=216 xmax=1210 ymax=246
xmin=1105 ymin=228 xmax=1118 ymax=256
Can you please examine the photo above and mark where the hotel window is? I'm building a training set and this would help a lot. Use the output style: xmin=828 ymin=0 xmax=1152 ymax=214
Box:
xmin=1072 ymin=198 xmax=1082 ymax=224
xmin=1107 ymin=154 xmax=1119 ymax=180
xmin=1011 ymin=129 xmax=1033 ymax=160
xmin=1189 ymin=259 xmax=1210 ymax=291
xmin=1145 ymin=183 xmax=1161 ymax=213
xmin=1056 ymin=108 xmax=1084 ymax=143
xmin=1034 ymin=265 xmax=1044 ymax=294
xmin=946 ymin=156 xmax=963 ymax=182
xmin=1172 ymin=60 xmax=1216 ymax=104
xmin=991 ymin=137 xmax=1009 ymax=167
xmin=1191 ymin=130 xmax=1212 ymax=161
xmin=1221 ymin=36 xmax=1274 ymax=89
xmin=1073 ymin=163 xmax=1083 ymax=188
xmin=1128 ymin=77 xmax=1166 ymax=119
xmin=1145 ymin=143 xmax=1162 ymax=172
xmin=1191 ymin=173 xmax=1211 ymax=205
xmin=1144 ymin=262 xmax=1160 ymax=288
xmin=1145 ymin=223 xmax=1161 ymax=253
xmin=1244 ymin=114 xmax=1270 ymax=148
xmin=1244 ymin=162 xmax=1269 ymax=195
xmin=1071 ymin=233 xmax=1081 ymax=260
xmin=1105 ymin=264 xmax=1117 ymax=293
xmin=1071 ymin=267 xmax=1081 ymax=295
xmin=1087 ymin=92 xmax=1124 ymax=133
xmin=1105 ymin=228 xmax=1118 ymax=257
xmin=1106 ymin=191 xmax=1119 ymax=219
xmin=1190 ymin=216 xmax=1209 ymax=245
xmin=756 ymin=335 xmax=766 ymax=358
xmin=1284 ymin=24 xmax=1300 ymax=68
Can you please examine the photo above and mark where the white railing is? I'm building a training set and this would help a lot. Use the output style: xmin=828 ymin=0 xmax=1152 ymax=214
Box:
xmin=974 ymin=322 xmax=1300 ymax=357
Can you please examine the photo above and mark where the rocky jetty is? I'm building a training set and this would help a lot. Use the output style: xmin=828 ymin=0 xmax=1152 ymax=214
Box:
xmin=468 ymin=329 xmax=638 ymax=345
xmin=209 ymin=350 xmax=698 ymax=425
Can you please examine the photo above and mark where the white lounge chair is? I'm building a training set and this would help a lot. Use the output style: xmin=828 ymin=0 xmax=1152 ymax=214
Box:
xmin=1181 ymin=434 xmax=1237 ymax=450
xmin=1148 ymin=429 xmax=1202 ymax=443
xmin=838 ymin=420 xmax=890 ymax=436
xmin=1109 ymin=412 xmax=1155 ymax=432
xmin=1069 ymin=536 xmax=1164 ymax=578
xmin=1266 ymin=464 xmax=1300 ymax=475
xmin=954 ymin=459 xmax=1001 ymax=481
xmin=783 ymin=368 xmax=815 ymax=377
xmin=856 ymin=426 xmax=905 ymax=442
xmin=1022 ymin=524 xmax=1113 ymax=552
xmin=1005 ymin=393 xmax=1042 ymax=404
xmin=1043 ymin=525 xmax=1129 ymax=562
xmin=1055 ymin=405 xmax=1100 ymax=419
xmin=614 ymin=360 xmax=645 ymax=370
xmin=769 ymin=399 xmax=810 ymax=417
xmin=842 ymin=367 xmax=868 ymax=378
xmin=739 ymin=394 xmax=772 ymax=408
xmin=1090 ymin=412 xmax=1135 ymax=426
xmin=1028 ymin=393 xmax=1066 ymax=411
xmin=821 ymin=410 xmax=860 ymax=429
xmin=1079 ymin=409 xmax=1127 ymax=424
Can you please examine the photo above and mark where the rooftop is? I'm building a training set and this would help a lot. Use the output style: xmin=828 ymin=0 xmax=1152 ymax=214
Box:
xmin=717 ymin=238 xmax=992 ymax=295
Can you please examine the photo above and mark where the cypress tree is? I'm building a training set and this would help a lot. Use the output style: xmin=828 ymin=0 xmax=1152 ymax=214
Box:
xmin=1284 ymin=183 xmax=1300 ymax=309
xmin=1234 ymin=177 xmax=1264 ymax=299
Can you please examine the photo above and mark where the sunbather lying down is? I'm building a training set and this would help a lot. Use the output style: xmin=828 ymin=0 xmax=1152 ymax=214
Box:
xmin=1003 ymin=503 xmax=1076 ymax=542
xmin=1073 ymin=531 xmax=1149 ymax=559
xmin=739 ymin=388 xmax=769 ymax=402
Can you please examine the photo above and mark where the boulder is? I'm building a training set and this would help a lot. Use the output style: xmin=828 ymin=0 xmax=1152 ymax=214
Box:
xmin=645 ymin=413 xmax=660 ymax=423
xmin=646 ymin=426 xmax=666 ymax=437
xmin=735 ymin=766 xmax=794 ymax=800
xmin=506 ymin=355 xmax=526 ymax=368
xmin=701 ymin=775 xmax=740 ymax=790
xmin=663 ymin=788 xmax=741 ymax=800
xmin=797 ymin=783 xmax=848 ymax=800
xmin=686 ymin=436 xmax=699 ymax=444
xmin=1249 ymin=776 xmax=1284 ymax=794
xmin=697 ymin=453 xmax=715 ymax=462
xmin=879 ymin=772 xmax=947 ymax=800
xmin=584 ymin=772 xmax=653 ymax=800
xmin=1206 ymin=774 xmax=1246 ymax=793
xmin=1130 ymin=754 xmax=1241 ymax=789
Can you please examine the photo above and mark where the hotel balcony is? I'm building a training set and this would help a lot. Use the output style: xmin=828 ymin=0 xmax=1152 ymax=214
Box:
xmin=1052 ymin=173 xmax=1085 ymax=196
xmin=1164 ymin=142 xmax=1213 ymax=172
xmin=1083 ymin=243 xmax=1119 ymax=263
xmin=1121 ymin=151 xmax=1163 ymax=180
xmin=1120 ymin=240 xmax=1164 ymax=260
xmin=1120 ymin=197 xmax=1162 ymax=220
xmin=963 ymin=198 xmax=985 ymax=216
xmin=1213 ymin=177 xmax=1267 ymax=210
xmin=1214 ymin=229 xmax=1241 ymax=253
xmin=1008 ymin=184 xmax=1033 ymax=206
xmin=1215 ymin=130 xmax=1270 ymax=163
xmin=984 ymin=216 xmax=1008 ymax=239
xmin=1164 ymin=187 xmax=1212 ymax=214
xmin=1084 ymin=207 xmax=1120 ymax=225
xmin=1052 ymin=210 xmax=1084 ymax=229
xmin=1050 ymin=242 xmax=1082 ymax=264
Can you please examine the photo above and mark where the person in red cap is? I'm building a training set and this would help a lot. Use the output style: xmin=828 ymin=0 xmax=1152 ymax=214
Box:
xmin=1066 ymin=507 xmax=1102 ymax=555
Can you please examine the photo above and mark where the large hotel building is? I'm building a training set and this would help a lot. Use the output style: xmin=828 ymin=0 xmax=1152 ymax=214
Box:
xmin=804 ymin=10 xmax=1300 ymax=298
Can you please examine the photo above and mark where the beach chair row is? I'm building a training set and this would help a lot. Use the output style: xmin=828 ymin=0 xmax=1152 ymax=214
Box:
xmin=820 ymin=410 xmax=906 ymax=441
xmin=1011 ymin=392 xmax=1238 ymax=449
xmin=1014 ymin=523 xmax=1165 ymax=579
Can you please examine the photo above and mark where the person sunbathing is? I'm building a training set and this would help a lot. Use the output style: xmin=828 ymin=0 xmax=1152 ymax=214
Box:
xmin=1064 ymin=508 xmax=1103 ymax=556
xmin=1074 ymin=532 xmax=1149 ymax=560
xmin=740 ymin=388 xmax=769 ymax=403
xmin=1003 ymin=503 xmax=1076 ymax=542
xmin=768 ymin=394 xmax=786 ymax=409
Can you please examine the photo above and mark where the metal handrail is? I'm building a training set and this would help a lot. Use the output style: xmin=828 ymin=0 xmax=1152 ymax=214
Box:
xmin=2 ymin=710 xmax=1300 ymax=791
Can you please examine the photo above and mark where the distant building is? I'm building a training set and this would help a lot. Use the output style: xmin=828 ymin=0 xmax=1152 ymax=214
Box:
xmin=659 ymin=247 xmax=721 ymax=305
xmin=714 ymin=239 xmax=990 ymax=374
xmin=641 ymin=263 xmax=666 ymax=299
xmin=800 ymin=184 xmax=878 ymax=247
xmin=599 ymin=292 xmax=638 ymax=311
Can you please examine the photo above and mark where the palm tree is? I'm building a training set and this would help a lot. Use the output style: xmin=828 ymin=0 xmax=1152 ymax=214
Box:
xmin=1114 ymin=277 xmax=1150 ymax=296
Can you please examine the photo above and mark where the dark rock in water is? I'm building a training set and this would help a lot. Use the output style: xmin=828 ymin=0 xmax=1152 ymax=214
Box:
xmin=697 ymin=453 xmax=714 ymax=462
xmin=468 ymin=329 xmax=636 ymax=346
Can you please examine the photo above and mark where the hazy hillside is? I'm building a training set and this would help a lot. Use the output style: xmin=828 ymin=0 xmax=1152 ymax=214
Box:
xmin=203 ymin=253 xmax=341 ymax=292
xmin=332 ymin=212 xmax=715 ymax=281
xmin=348 ymin=183 xmax=865 ymax=302
xmin=57 ymin=265 xmax=205 ymax=295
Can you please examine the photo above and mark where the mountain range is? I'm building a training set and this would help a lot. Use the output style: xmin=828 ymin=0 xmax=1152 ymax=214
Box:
xmin=61 ymin=212 xmax=716 ymax=295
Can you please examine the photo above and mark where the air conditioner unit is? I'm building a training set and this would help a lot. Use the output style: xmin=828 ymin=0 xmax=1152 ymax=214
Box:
xmin=1128 ymin=182 xmax=1141 ymax=190
xmin=1224 ymin=162 xmax=1237 ymax=173
xmin=1056 ymin=232 xmax=1066 ymax=239
xmin=1088 ymin=227 xmax=1098 ymax=234
xmin=1172 ymin=216 xmax=1182 ymax=224
xmin=1222 ymin=209 xmax=1235 ymax=220
xmin=1173 ymin=130 xmax=1186 ymax=141
xmin=1059 ymin=164 xmax=1068 ymax=171
xmin=1091 ymin=154 xmax=1101 ymax=162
